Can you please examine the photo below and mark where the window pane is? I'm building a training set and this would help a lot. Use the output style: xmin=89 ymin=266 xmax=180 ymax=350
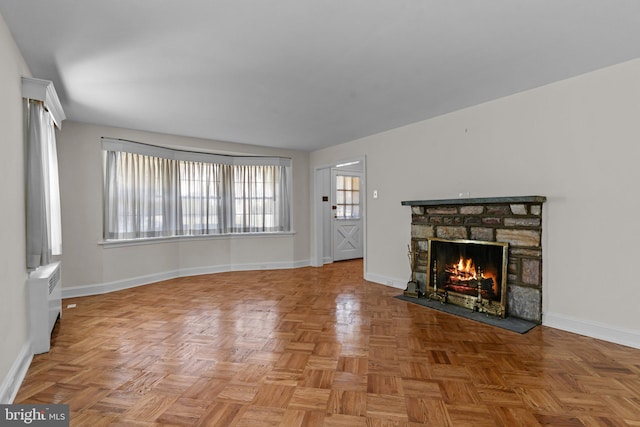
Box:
xmin=352 ymin=177 xmax=360 ymax=190
xmin=333 ymin=174 xmax=362 ymax=220
xmin=345 ymin=177 xmax=352 ymax=190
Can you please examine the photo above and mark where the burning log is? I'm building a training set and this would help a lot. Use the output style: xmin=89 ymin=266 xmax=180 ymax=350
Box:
xmin=444 ymin=267 xmax=475 ymax=279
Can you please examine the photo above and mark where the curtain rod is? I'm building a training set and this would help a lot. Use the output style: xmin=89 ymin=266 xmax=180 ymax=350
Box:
xmin=100 ymin=137 xmax=292 ymax=161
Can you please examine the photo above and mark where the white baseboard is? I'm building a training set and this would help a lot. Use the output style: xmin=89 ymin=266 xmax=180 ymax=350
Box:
xmin=62 ymin=260 xmax=311 ymax=299
xmin=179 ymin=259 xmax=310 ymax=277
xmin=364 ymin=271 xmax=406 ymax=290
xmin=62 ymin=270 xmax=180 ymax=299
xmin=543 ymin=312 xmax=640 ymax=349
xmin=0 ymin=342 xmax=33 ymax=404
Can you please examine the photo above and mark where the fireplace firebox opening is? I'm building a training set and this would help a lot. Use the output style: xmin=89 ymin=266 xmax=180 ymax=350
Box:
xmin=426 ymin=238 xmax=508 ymax=318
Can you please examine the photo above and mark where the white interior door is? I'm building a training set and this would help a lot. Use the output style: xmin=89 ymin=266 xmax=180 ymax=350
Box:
xmin=332 ymin=169 xmax=363 ymax=261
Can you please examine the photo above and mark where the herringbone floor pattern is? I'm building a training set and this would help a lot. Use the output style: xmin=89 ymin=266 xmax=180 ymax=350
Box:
xmin=15 ymin=260 xmax=640 ymax=426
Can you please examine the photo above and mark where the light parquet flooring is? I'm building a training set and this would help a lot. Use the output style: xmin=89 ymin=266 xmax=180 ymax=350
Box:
xmin=15 ymin=260 xmax=640 ymax=426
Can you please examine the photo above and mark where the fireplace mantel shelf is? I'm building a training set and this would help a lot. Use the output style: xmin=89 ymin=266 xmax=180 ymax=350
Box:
xmin=401 ymin=195 xmax=546 ymax=207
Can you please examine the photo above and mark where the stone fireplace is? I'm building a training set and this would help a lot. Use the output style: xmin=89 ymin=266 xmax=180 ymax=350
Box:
xmin=401 ymin=196 xmax=546 ymax=323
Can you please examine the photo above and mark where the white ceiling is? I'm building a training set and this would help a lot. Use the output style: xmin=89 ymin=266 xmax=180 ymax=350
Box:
xmin=1 ymin=1 xmax=640 ymax=151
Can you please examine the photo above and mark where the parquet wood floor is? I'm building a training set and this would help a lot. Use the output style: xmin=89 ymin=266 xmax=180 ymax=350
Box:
xmin=15 ymin=260 xmax=640 ymax=426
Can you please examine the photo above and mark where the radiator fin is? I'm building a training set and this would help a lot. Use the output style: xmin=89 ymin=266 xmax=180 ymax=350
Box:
xmin=49 ymin=267 xmax=61 ymax=295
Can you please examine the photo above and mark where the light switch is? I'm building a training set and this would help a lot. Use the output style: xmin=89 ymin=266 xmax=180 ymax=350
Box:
xmin=373 ymin=190 xmax=378 ymax=199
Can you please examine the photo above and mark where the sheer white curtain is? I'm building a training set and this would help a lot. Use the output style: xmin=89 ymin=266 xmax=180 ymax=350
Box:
xmin=102 ymin=139 xmax=291 ymax=239
xmin=179 ymin=160 xmax=225 ymax=235
xmin=103 ymin=151 xmax=180 ymax=239
xmin=230 ymin=164 xmax=290 ymax=233
xmin=26 ymin=100 xmax=62 ymax=269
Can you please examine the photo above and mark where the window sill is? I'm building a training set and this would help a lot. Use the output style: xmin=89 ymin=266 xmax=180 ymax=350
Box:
xmin=99 ymin=231 xmax=297 ymax=248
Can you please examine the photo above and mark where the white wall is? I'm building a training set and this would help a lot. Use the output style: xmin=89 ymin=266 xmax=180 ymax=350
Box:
xmin=56 ymin=121 xmax=310 ymax=294
xmin=310 ymin=59 xmax=640 ymax=348
xmin=0 ymin=13 xmax=33 ymax=402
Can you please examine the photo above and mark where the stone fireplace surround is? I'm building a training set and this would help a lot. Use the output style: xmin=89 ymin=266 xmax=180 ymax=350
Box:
xmin=401 ymin=196 xmax=546 ymax=323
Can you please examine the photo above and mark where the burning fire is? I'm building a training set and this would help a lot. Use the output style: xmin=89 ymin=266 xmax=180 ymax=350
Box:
xmin=445 ymin=256 xmax=498 ymax=294
xmin=455 ymin=257 xmax=475 ymax=278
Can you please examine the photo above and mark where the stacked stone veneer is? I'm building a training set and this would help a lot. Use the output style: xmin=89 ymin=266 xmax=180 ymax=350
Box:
xmin=402 ymin=196 xmax=546 ymax=323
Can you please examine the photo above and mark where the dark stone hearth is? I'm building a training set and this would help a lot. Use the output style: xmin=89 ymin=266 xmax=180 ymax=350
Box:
xmin=402 ymin=195 xmax=546 ymax=323
xmin=395 ymin=295 xmax=537 ymax=334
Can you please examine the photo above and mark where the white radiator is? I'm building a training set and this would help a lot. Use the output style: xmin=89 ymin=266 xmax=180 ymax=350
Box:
xmin=28 ymin=261 xmax=62 ymax=354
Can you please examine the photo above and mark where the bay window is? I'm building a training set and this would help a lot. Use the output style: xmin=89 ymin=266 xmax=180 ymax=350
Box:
xmin=102 ymin=138 xmax=291 ymax=241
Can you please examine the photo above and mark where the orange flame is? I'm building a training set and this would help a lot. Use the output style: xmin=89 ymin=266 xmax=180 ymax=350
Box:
xmin=446 ymin=256 xmax=499 ymax=295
